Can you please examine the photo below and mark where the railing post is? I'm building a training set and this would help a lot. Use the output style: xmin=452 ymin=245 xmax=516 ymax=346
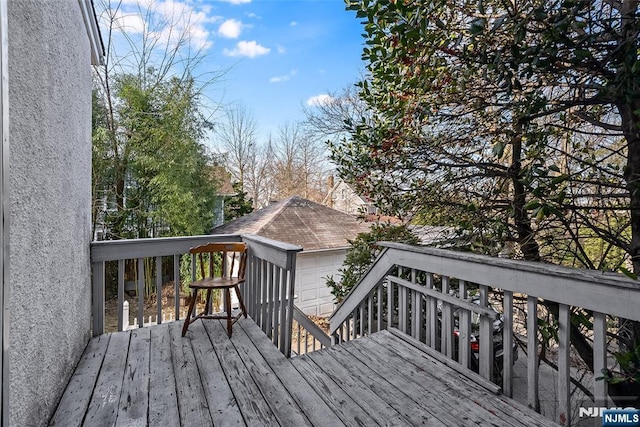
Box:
xmin=282 ymin=251 xmax=297 ymax=357
xmin=91 ymin=261 xmax=105 ymax=336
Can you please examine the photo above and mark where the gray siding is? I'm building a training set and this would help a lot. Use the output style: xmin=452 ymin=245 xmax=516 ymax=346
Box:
xmin=9 ymin=1 xmax=93 ymax=425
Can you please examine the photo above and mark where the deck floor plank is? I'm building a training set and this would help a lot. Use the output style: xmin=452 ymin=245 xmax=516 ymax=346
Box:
xmin=83 ymin=332 xmax=131 ymax=427
xmin=318 ymin=344 xmax=443 ymax=427
xmin=116 ymin=327 xmax=151 ymax=426
xmin=290 ymin=352 xmax=380 ymax=427
xmin=304 ymin=349 xmax=411 ymax=426
xmin=49 ymin=334 xmax=110 ymax=427
xmin=370 ymin=330 xmax=557 ymax=427
xmin=224 ymin=319 xmax=313 ymax=426
xmin=237 ymin=318 xmax=344 ymax=427
xmin=148 ymin=324 xmax=180 ymax=427
xmin=189 ymin=320 xmax=245 ymax=426
xmin=202 ymin=319 xmax=281 ymax=426
xmin=344 ymin=334 xmax=518 ymax=427
xmin=168 ymin=321 xmax=213 ymax=427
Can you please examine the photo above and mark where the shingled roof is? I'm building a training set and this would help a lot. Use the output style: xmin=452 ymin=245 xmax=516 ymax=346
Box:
xmin=210 ymin=196 xmax=371 ymax=251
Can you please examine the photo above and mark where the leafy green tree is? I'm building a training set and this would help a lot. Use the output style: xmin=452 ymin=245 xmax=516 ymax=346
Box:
xmin=339 ymin=0 xmax=639 ymax=271
xmin=326 ymin=224 xmax=419 ymax=302
xmin=337 ymin=0 xmax=640 ymax=382
xmin=93 ymin=0 xmax=223 ymax=239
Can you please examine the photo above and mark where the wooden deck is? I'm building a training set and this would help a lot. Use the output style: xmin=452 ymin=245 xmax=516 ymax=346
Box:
xmin=50 ymin=318 xmax=557 ymax=426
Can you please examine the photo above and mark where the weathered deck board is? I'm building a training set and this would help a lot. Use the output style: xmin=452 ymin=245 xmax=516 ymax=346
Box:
xmin=371 ymin=329 xmax=557 ymax=427
xmin=220 ymin=320 xmax=313 ymax=426
xmin=168 ymin=321 xmax=213 ymax=427
xmin=189 ymin=320 xmax=244 ymax=426
xmin=148 ymin=324 xmax=180 ymax=427
xmin=349 ymin=332 xmax=519 ymax=427
xmin=51 ymin=318 xmax=557 ymax=427
xmin=83 ymin=332 xmax=130 ymax=427
xmin=203 ymin=319 xmax=280 ymax=426
xmin=236 ymin=319 xmax=344 ymax=427
xmin=117 ymin=327 xmax=150 ymax=425
xmin=49 ymin=334 xmax=110 ymax=426
xmin=290 ymin=351 xmax=379 ymax=427
xmin=304 ymin=346 xmax=429 ymax=426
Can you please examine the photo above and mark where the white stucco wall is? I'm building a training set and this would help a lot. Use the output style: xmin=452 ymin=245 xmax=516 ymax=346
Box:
xmin=9 ymin=1 xmax=93 ymax=425
xmin=294 ymin=250 xmax=345 ymax=317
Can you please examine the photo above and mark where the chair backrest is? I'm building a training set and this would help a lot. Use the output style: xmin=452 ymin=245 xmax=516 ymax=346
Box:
xmin=189 ymin=242 xmax=247 ymax=281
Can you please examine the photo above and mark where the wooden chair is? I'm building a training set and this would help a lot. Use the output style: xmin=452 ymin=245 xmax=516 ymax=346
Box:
xmin=181 ymin=242 xmax=248 ymax=338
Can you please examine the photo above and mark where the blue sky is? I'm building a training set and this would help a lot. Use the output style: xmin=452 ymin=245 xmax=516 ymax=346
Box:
xmin=104 ymin=0 xmax=366 ymax=143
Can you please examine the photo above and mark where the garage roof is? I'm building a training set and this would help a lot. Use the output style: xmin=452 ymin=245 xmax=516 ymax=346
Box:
xmin=210 ymin=196 xmax=371 ymax=251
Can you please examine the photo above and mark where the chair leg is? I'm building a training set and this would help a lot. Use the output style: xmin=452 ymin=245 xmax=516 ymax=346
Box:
xmin=225 ymin=288 xmax=232 ymax=338
xmin=235 ymin=285 xmax=248 ymax=318
xmin=204 ymin=289 xmax=212 ymax=315
xmin=182 ymin=289 xmax=198 ymax=337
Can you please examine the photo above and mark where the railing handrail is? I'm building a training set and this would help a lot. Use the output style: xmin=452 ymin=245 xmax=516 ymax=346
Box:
xmin=329 ymin=247 xmax=394 ymax=330
xmin=379 ymin=241 xmax=640 ymax=291
xmin=91 ymin=234 xmax=242 ymax=262
xmin=330 ymin=241 xmax=640 ymax=334
xmin=292 ymin=306 xmax=332 ymax=349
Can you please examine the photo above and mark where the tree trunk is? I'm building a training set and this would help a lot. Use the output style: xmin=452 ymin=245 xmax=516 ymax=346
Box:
xmin=510 ymin=121 xmax=541 ymax=261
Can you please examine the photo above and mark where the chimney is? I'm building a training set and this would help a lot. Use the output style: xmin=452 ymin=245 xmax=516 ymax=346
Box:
xmin=327 ymin=175 xmax=335 ymax=208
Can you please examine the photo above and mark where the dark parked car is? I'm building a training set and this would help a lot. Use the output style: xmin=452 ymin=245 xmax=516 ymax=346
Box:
xmin=439 ymin=297 xmax=518 ymax=383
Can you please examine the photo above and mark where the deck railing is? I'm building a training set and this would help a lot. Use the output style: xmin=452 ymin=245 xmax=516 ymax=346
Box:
xmin=329 ymin=241 xmax=640 ymax=426
xmin=292 ymin=306 xmax=332 ymax=355
xmin=90 ymin=233 xmax=302 ymax=356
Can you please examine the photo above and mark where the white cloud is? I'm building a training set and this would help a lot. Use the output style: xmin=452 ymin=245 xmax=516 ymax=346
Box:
xmin=290 ymin=21 xmax=298 ymax=26
xmin=112 ymin=10 xmax=145 ymax=33
xmin=110 ymin=1 xmax=216 ymax=52
xmin=306 ymin=94 xmax=335 ymax=107
xmin=270 ymin=69 xmax=297 ymax=83
xmin=218 ymin=19 xmax=242 ymax=38
xmin=221 ymin=0 xmax=251 ymax=4
xmin=277 ymin=45 xmax=286 ymax=54
xmin=223 ymin=41 xmax=270 ymax=58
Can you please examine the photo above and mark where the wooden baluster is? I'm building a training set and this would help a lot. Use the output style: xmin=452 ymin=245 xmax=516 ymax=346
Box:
xmin=411 ymin=269 xmax=420 ymax=340
xmin=173 ymin=255 xmax=180 ymax=320
xmin=377 ymin=282 xmax=383 ymax=332
xmin=359 ymin=302 xmax=365 ymax=337
xmin=345 ymin=317 xmax=351 ymax=342
xmin=527 ymin=296 xmax=540 ymax=412
xmin=274 ymin=266 xmax=283 ymax=348
xmin=502 ymin=290 xmax=514 ymax=397
xmin=117 ymin=259 xmax=125 ymax=331
xmin=387 ymin=277 xmax=394 ymax=330
xmin=442 ymin=276 xmax=454 ymax=358
xmin=557 ymin=303 xmax=571 ymax=426
xmin=367 ymin=291 xmax=374 ymax=334
xmin=426 ymin=273 xmax=437 ymax=348
xmin=478 ymin=285 xmax=493 ymax=381
xmin=156 ymin=256 xmax=162 ymax=325
xmin=459 ymin=280 xmax=470 ymax=370
xmin=137 ymin=258 xmax=144 ymax=328
xmin=593 ymin=311 xmax=607 ymax=427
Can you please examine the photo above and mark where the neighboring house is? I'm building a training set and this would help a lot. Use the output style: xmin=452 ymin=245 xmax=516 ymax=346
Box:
xmin=210 ymin=196 xmax=371 ymax=316
xmin=323 ymin=176 xmax=378 ymax=216
xmin=4 ymin=1 xmax=103 ymax=425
